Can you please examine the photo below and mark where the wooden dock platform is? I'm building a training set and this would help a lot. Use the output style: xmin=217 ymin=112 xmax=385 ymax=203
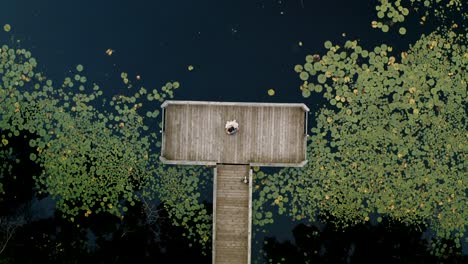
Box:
xmin=213 ymin=165 xmax=252 ymax=264
xmin=160 ymin=101 xmax=309 ymax=167
xmin=159 ymin=100 xmax=309 ymax=264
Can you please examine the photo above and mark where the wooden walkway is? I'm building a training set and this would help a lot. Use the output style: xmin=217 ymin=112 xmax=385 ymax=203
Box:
xmin=159 ymin=100 xmax=309 ymax=264
xmin=213 ymin=165 xmax=251 ymax=264
xmin=160 ymin=101 xmax=308 ymax=167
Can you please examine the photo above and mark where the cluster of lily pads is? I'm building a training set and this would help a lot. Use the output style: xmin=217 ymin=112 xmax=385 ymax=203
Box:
xmin=372 ymin=0 xmax=466 ymax=34
xmin=0 ymin=31 xmax=212 ymax=249
xmin=254 ymin=4 xmax=467 ymax=258
xmin=146 ymin=165 xmax=212 ymax=246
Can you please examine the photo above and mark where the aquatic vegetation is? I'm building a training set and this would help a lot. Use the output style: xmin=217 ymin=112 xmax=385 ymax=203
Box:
xmin=146 ymin=165 xmax=212 ymax=247
xmin=105 ymin=48 xmax=114 ymax=56
xmin=0 ymin=147 xmax=14 ymax=195
xmin=399 ymin=26 xmax=407 ymax=35
xmin=0 ymin=39 xmax=212 ymax=249
xmin=3 ymin=24 xmax=11 ymax=32
xmin=75 ymin=64 xmax=84 ymax=72
xmin=372 ymin=0 xmax=466 ymax=33
xmin=120 ymin=71 xmax=130 ymax=87
xmin=255 ymin=28 xmax=467 ymax=255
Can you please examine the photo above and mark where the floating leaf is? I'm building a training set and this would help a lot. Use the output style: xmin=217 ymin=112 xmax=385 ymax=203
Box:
xmin=76 ymin=64 xmax=84 ymax=72
xmin=399 ymin=27 xmax=407 ymax=35
xmin=3 ymin=24 xmax=11 ymax=32
xmin=299 ymin=71 xmax=309 ymax=81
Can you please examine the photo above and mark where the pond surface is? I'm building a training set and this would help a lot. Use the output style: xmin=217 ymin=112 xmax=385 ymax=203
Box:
xmin=0 ymin=0 xmax=466 ymax=263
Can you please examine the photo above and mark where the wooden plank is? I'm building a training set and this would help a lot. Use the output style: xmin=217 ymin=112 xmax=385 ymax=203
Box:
xmin=247 ymin=168 xmax=252 ymax=264
xmin=162 ymin=100 xmax=308 ymax=109
xmin=212 ymin=167 xmax=218 ymax=264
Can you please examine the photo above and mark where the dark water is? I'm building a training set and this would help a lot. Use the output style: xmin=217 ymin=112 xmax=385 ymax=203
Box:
xmin=1 ymin=0 xmax=407 ymax=103
xmin=0 ymin=0 xmax=466 ymax=263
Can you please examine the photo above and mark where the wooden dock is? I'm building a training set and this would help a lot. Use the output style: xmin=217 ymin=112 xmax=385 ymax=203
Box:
xmin=160 ymin=101 xmax=309 ymax=167
xmin=159 ymin=100 xmax=309 ymax=264
xmin=213 ymin=165 xmax=251 ymax=264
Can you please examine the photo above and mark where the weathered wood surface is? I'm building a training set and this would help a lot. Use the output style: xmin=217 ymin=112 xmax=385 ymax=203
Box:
xmin=213 ymin=165 xmax=251 ymax=264
xmin=161 ymin=101 xmax=308 ymax=166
